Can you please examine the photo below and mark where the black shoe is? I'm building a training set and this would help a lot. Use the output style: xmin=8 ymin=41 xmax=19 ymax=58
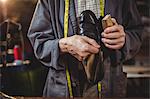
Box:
xmin=79 ymin=10 xmax=104 ymax=84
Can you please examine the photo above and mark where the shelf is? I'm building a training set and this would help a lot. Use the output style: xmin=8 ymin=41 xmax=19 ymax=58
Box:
xmin=0 ymin=41 xmax=7 ymax=46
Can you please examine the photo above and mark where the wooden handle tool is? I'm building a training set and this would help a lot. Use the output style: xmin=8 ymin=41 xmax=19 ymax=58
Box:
xmin=102 ymin=14 xmax=114 ymax=29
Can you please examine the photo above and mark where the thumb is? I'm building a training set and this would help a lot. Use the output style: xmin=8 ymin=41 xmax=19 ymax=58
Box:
xmin=111 ymin=18 xmax=118 ymax=25
xmin=82 ymin=36 xmax=100 ymax=48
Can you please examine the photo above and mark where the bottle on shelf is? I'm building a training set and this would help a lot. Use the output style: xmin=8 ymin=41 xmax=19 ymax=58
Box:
xmin=13 ymin=45 xmax=23 ymax=66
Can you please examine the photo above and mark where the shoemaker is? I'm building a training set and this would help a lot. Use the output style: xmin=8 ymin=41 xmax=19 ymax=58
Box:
xmin=28 ymin=0 xmax=143 ymax=97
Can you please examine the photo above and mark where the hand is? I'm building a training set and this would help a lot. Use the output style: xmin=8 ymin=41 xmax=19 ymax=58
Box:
xmin=101 ymin=18 xmax=126 ymax=50
xmin=59 ymin=35 xmax=100 ymax=61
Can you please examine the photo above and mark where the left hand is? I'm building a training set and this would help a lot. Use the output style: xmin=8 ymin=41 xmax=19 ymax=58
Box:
xmin=101 ymin=18 xmax=126 ymax=50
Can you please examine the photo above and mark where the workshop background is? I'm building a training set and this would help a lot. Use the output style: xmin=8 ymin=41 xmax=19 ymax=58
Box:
xmin=0 ymin=0 xmax=149 ymax=98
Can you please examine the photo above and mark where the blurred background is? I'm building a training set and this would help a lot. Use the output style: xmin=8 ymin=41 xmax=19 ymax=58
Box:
xmin=0 ymin=0 xmax=149 ymax=98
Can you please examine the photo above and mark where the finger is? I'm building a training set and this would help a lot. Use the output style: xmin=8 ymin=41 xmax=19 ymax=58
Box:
xmin=70 ymin=48 xmax=92 ymax=60
xmin=105 ymin=43 xmax=124 ymax=50
xmin=102 ymin=37 xmax=124 ymax=45
xmin=104 ymin=25 xmax=120 ymax=33
xmin=78 ymin=51 xmax=91 ymax=58
xmin=78 ymin=56 xmax=84 ymax=61
xmin=82 ymin=36 xmax=100 ymax=48
xmin=80 ymin=44 xmax=99 ymax=54
xmin=111 ymin=18 xmax=118 ymax=25
xmin=101 ymin=32 xmax=124 ymax=39
xmin=73 ymin=54 xmax=84 ymax=61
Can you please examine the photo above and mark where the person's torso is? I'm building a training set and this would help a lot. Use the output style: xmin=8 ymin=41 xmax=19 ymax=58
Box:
xmin=43 ymin=0 xmax=125 ymax=97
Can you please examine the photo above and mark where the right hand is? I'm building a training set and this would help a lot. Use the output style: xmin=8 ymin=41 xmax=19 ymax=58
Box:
xmin=59 ymin=35 xmax=100 ymax=61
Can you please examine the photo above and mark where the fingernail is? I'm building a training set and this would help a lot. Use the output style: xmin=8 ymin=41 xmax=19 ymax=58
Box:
xmin=101 ymin=32 xmax=104 ymax=37
xmin=104 ymin=28 xmax=108 ymax=33
xmin=97 ymin=45 xmax=100 ymax=48
xmin=101 ymin=38 xmax=105 ymax=42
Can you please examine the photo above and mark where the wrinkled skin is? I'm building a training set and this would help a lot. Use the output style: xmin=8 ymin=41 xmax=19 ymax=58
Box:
xmin=59 ymin=18 xmax=126 ymax=61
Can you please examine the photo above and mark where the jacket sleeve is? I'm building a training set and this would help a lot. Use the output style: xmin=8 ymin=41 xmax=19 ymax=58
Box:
xmin=28 ymin=0 xmax=61 ymax=70
xmin=119 ymin=0 xmax=143 ymax=62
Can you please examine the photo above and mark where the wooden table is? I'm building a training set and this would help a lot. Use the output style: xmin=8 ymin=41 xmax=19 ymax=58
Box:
xmin=123 ymin=65 xmax=150 ymax=78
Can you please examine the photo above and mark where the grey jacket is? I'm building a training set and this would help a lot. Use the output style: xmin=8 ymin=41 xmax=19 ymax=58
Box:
xmin=28 ymin=0 xmax=142 ymax=97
